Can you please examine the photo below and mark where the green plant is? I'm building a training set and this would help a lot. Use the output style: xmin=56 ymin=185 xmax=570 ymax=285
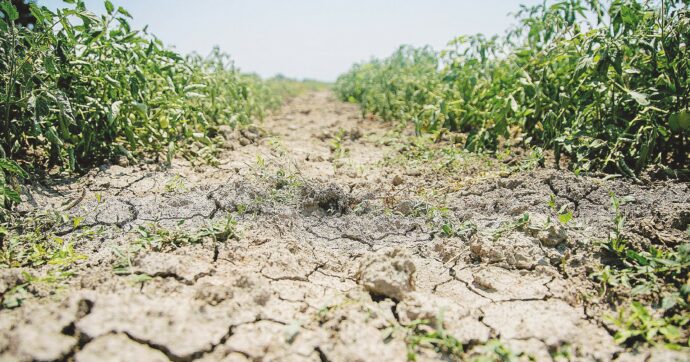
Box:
xmin=0 ymin=210 xmax=90 ymax=308
xmin=114 ymin=215 xmax=239 ymax=274
xmin=403 ymin=317 xmax=464 ymax=361
xmin=593 ymin=194 xmax=690 ymax=348
xmin=469 ymin=340 xmax=518 ymax=362
xmin=0 ymin=210 xmax=89 ymax=268
xmin=0 ymin=0 xmax=303 ymax=173
xmin=330 ymin=128 xmax=350 ymax=159
xmin=0 ymin=158 xmax=27 ymax=213
xmin=493 ymin=213 xmax=530 ymax=240
xmin=608 ymin=301 xmax=688 ymax=349
xmin=163 ymin=174 xmax=187 ymax=193
xmin=136 ymin=215 xmax=238 ymax=252
xmin=336 ymin=0 xmax=690 ymax=175
xmin=549 ymin=194 xmax=573 ymax=224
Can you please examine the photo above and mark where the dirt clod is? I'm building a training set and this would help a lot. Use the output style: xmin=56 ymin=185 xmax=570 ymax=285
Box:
xmin=356 ymin=247 xmax=416 ymax=300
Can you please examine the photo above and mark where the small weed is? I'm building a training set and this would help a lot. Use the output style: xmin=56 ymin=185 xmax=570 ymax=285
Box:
xmin=164 ymin=174 xmax=187 ymax=193
xmin=592 ymin=193 xmax=690 ymax=349
xmin=0 ymin=158 xmax=27 ymax=215
xmin=492 ymin=213 xmax=530 ymax=241
xmin=404 ymin=316 xmax=464 ymax=361
xmin=517 ymin=147 xmax=545 ymax=172
xmin=114 ymin=214 xmax=240 ymax=274
xmin=440 ymin=220 xmax=475 ymax=238
xmin=0 ymin=210 xmax=90 ymax=308
xmin=267 ymin=137 xmax=286 ymax=156
xmin=2 ymin=281 xmax=29 ymax=309
xmin=607 ymin=301 xmax=688 ymax=349
xmin=469 ymin=340 xmax=518 ymax=362
xmin=549 ymin=343 xmax=573 ymax=361
xmin=548 ymin=194 xmax=573 ymax=225
xmin=0 ymin=211 xmax=88 ymax=269
xmin=136 ymin=215 xmax=239 ymax=252
xmin=411 ymin=203 xmax=474 ymax=238
xmin=330 ymin=128 xmax=350 ymax=159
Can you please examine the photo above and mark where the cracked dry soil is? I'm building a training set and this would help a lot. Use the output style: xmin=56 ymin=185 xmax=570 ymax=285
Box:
xmin=1 ymin=91 xmax=689 ymax=361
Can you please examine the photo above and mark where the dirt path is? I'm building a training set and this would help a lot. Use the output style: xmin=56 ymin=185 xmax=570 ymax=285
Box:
xmin=1 ymin=92 xmax=689 ymax=361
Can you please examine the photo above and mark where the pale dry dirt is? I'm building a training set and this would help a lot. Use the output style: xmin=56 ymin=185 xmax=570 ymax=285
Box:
xmin=1 ymin=92 xmax=689 ymax=361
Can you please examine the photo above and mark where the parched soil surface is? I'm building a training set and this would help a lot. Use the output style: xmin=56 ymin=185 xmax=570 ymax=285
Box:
xmin=1 ymin=92 xmax=689 ymax=361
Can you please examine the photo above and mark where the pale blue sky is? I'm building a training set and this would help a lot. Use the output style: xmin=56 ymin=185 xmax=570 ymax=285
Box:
xmin=41 ymin=0 xmax=541 ymax=81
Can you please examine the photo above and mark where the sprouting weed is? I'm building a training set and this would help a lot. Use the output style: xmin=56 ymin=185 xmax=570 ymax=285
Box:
xmin=492 ymin=213 xmax=530 ymax=241
xmin=330 ymin=128 xmax=350 ymax=159
xmin=256 ymin=155 xmax=266 ymax=169
xmin=469 ymin=340 xmax=519 ymax=362
xmin=591 ymin=193 xmax=690 ymax=348
xmin=404 ymin=312 xmax=464 ymax=361
xmin=114 ymin=214 xmax=240 ymax=275
xmin=164 ymin=174 xmax=187 ymax=193
xmin=268 ymin=137 xmax=286 ymax=156
xmin=0 ymin=211 xmax=90 ymax=308
xmin=548 ymin=194 xmax=573 ymax=225
xmin=0 ymin=211 xmax=88 ymax=269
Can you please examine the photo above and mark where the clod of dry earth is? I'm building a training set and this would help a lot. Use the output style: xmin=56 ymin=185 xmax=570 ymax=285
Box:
xmin=1 ymin=92 xmax=689 ymax=361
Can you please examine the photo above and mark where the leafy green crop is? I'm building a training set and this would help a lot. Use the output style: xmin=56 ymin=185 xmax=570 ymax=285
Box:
xmin=336 ymin=0 xmax=690 ymax=175
xmin=0 ymin=158 xmax=26 ymax=213
xmin=0 ymin=0 xmax=303 ymax=174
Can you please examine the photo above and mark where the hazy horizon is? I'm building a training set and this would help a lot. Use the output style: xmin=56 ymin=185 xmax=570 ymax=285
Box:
xmin=41 ymin=0 xmax=542 ymax=81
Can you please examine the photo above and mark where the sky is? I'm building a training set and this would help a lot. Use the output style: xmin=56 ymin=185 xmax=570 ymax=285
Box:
xmin=41 ymin=0 xmax=542 ymax=81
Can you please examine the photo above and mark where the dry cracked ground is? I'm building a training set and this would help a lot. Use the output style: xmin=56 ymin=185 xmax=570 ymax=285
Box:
xmin=1 ymin=92 xmax=689 ymax=361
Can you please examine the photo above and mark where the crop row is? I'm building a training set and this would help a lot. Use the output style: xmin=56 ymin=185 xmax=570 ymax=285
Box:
xmin=335 ymin=0 xmax=689 ymax=176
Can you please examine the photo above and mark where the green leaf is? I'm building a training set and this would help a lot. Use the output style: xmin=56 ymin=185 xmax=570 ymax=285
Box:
xmin=626 ymin=90 xmax=650 ymax=106
xmin=0 ymin=159 xmax=28 ymax=179
xmin=558 ymin=211 xmax=573 ymax=224
xmin=0 ymin=1 xmax=19 ymax=21
xmin=111 ymin=101 xmax=123 ymax=119
xmin=72 ymin=216 xmax=84 ymax=229
xmin=29 ymin=4 xmax=46 ymax=24
xmin=3 ymin=186 xmax=21 ymax=204
xmin=117 ymin=6 xmax=132 ymax=18
xmin=660 ymin=326 xmax=681 ymax=341
xmin=104 ymin=0 xmax=114 ymax=14
xmin=589 ymin=139 xmax=607 ymax=149
xmin=509 ymin=95 xmax=518 ymax=113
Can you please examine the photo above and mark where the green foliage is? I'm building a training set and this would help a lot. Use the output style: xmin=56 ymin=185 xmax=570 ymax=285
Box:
xmin=336 ymin=0 xmax=690 ymax=175
xmin=469 ymin=340 xmax=519 ymax=362
xmin=134 ymin=215 xmax=239 ymax=253
xmin=262 ymin=74 xmax=330 ymax=107
xmin=0 ymin=210 xmax=90 ymax=308
xmin=0 ymin=158 xmax=27 ymax=212
xmin=0 ymin=210 xmax=88 ymax=268
xmin=113 ymin=215 xmax=240 ymax=275
xmin=549 ymin=194 xmax=573 ymax=224
xmin=593 ymin=194 xmax=690 ymax=348
xmin=403 ymin=317 xmax=464 ymax=361
xmin=0 ymin=0 xmax=292 ymax=172
xmin=493 ymin=213 xmax=530 ymax=240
